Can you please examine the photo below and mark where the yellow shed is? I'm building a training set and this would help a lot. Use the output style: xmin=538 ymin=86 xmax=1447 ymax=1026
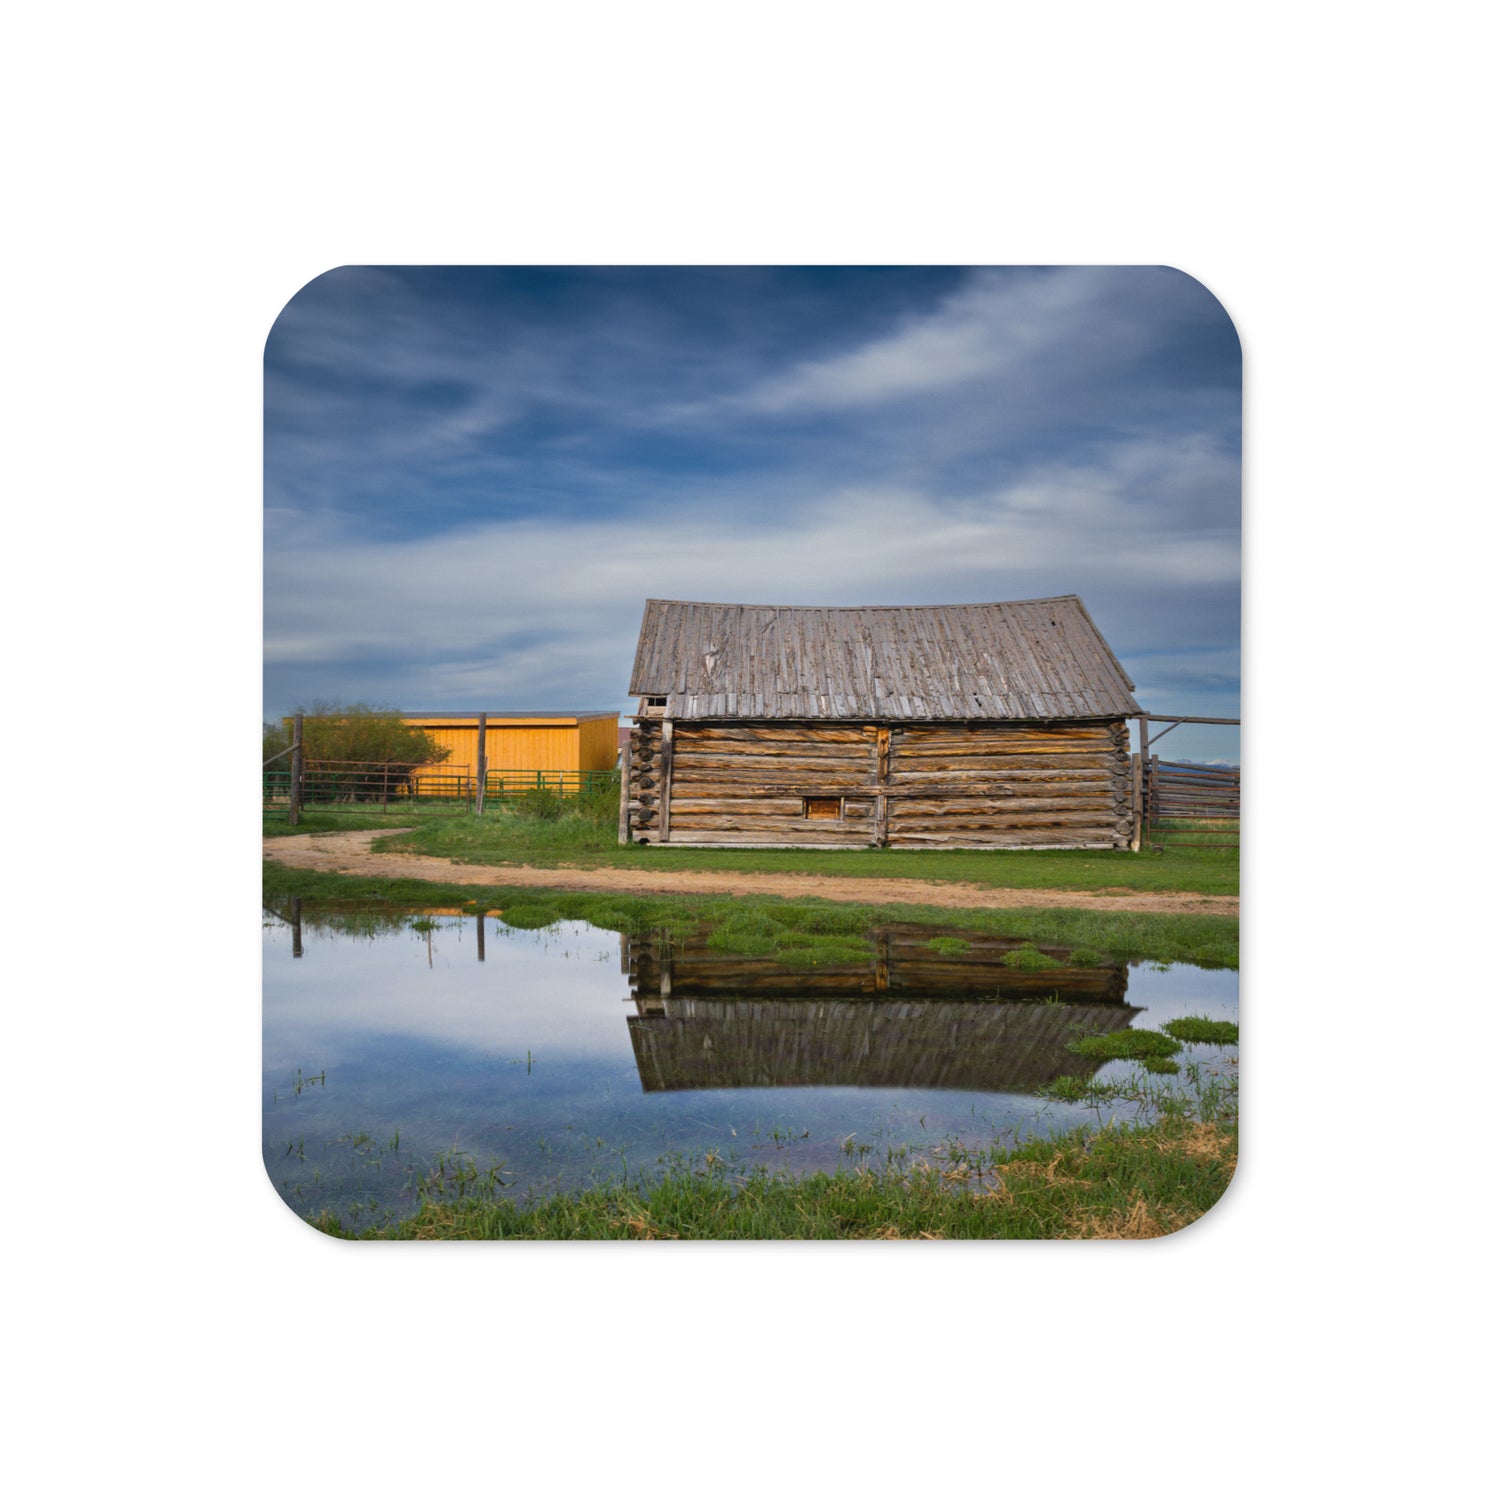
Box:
xmin=402 ymin=710 xmax=619 ymax=795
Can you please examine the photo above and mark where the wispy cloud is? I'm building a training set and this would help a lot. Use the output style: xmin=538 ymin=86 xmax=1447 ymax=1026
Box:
xmin=265 ymin=434 xmax=1239 ymax=710
xmin=727 ymin=268 xmax=1113 ymax=412
xmin=264 ymin=266 xmax=1240 ymax=743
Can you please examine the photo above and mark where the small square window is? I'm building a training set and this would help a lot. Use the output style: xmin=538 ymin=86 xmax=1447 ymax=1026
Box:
xmin=804 ymin=797 xmax=841 ymax=820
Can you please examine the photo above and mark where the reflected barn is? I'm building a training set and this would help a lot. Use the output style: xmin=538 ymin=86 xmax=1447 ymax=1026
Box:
xmin=263 ymin=905 xmax=1236 ymax=1224
xmin=624 ymin=926 xmax=1137 ymax=1093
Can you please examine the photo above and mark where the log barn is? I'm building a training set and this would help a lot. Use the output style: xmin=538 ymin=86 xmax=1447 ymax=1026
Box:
xmin=621 ymin=596 xmax=1142 ymax=849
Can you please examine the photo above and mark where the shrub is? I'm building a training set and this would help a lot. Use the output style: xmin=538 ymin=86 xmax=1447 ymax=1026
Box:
xmin=272 ymin=702 xmax=452 ymax=802
xmin=515 ymin=786 xmax=564 ymax=821
xmin=293 ymin=702 xmax=452 ymax=768
xmin=578 ymin=780 xmax=622 ymax=825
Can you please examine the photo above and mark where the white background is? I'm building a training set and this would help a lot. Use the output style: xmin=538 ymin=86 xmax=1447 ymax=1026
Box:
xmin=6 ymin=3 xmax=1488 ymax=1494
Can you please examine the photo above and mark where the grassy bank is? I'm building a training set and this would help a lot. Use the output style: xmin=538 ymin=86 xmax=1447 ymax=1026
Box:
xmin=263 ymin=862 xmax=1238 ymax=967
xmin=262 ymin=808 xmax=429 ymax=837
xmin=264 ymin=797 xmax=1238 ymax=897
xmin=311 ymin=1111 xmax=1236 ymax=1240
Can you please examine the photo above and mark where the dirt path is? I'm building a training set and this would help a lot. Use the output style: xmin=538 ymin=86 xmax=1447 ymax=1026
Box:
xmin=264 ymin=829 xmax=1238 ymax=917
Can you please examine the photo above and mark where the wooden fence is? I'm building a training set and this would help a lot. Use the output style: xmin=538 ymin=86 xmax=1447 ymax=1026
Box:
xmin=1142 ymin=756 xmax=1239 ymax=847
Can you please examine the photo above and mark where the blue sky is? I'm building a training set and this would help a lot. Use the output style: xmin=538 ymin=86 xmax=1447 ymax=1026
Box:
xmin=265 ymin=266 xmax=1240 ymax=759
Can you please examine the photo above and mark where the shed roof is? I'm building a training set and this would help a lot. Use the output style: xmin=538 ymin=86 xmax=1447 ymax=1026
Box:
xmin=629 ymin=596 xmax=1139 ymax=721
xmin=399 ymin=710 xmax=617 ymax=724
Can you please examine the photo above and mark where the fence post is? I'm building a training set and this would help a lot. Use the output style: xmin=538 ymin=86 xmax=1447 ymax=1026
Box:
xmin=288 ymin=713 xmax=303 ymax=826
xmin=475 ymin=713 xmax=487 ymax=816
xmin=1134 ymin=714 xmax=1149 ymax=852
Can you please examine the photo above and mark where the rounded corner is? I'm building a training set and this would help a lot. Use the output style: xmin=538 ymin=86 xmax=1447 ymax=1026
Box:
xmin=261 ymin=1153 xmax=355 ymax=1242
xmin=1154 ymin=1142 xmax=1241 ymax=1242
xmin=262 ymin=265 xmax=353 ymax=360
xmin=1155 ymin=264 xmax=1242 ymax=358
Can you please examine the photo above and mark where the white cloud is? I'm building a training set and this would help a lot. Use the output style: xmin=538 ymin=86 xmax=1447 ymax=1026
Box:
xmin=263 ymin=268 xmax=1239 ymax=724
xmin=264 ymin=433 xmax=1240 ymax=716
xmin=726 ymin=267 xmax=1148 ymax=415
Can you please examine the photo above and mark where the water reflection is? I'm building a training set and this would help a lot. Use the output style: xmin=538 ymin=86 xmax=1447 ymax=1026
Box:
xmin=624 ymin=928 xmax=1138 ymax=1093
xmin=263 ymin=904 xmax=1237 ymax=1224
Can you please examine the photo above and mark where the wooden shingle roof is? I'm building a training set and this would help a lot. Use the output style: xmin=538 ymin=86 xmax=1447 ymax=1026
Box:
xmin=629 ymin=596 xmax=1140 ymax=721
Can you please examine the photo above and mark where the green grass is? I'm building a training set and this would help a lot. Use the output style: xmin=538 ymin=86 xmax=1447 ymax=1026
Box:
xmin=263 ymin=863 xmax=1239 ymax=968
xmin=266 ymin=799 xmax=1237 ymax=897
xmin=1162 ymin=1016 xmax=1240 ymax=1045
xmin=924 ymin=935 xmax=971 ymax=956
xmin=309 ymin=1111 xmax=1236 ymax=1240
xmin=1001 ymin=944 xmax=1064 ymax=970
xmin=260 ymin=803 xmax=487 ymax=837
xmin=700 ymin=903 xmax=875 ymax=965
xmin=1068 ymin=1028 xmax=1183 ymax=1061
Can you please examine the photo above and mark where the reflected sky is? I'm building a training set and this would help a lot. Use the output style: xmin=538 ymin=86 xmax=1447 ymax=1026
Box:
xmin=263 ymin=910 xmax=1238 ymax=1228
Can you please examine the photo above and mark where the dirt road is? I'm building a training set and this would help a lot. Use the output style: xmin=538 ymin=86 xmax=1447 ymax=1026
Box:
xmin=263 ymin=829 xmax=1238 ymax=917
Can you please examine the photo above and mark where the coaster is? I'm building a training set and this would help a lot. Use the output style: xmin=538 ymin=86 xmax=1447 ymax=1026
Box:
xmin=263 ymin=267 xmax=1240 ymax=1239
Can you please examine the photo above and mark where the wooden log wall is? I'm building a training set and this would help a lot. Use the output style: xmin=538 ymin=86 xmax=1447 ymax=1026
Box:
xmin=626 ymin=717 xmax=1134 ymax=849
xmin=628 ymin=722 xmax=878 ymax=845
xmin=627 ymin=926 xmax=1130 ymax=1005
xmin=886 ymin=722 xmax=1134 ymax=849
xmin=625 ymin=718 xmax=665 ymax=840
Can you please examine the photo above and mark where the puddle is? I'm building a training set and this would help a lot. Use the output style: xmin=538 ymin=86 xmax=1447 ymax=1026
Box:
xmin=263 ymin=901 xmax=1238 ymax=1227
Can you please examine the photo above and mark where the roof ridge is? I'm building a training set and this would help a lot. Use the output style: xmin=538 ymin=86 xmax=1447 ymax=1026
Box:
xmin=643 ymin=595 xmax=1084 ymax=611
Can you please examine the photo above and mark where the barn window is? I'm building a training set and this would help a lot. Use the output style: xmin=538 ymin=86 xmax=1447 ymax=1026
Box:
xmin=804 ymin=797 xmax=841 ymax=820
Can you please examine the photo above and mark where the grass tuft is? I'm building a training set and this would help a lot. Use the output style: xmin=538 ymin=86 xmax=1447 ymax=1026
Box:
xmin=1162 ymin=1016 xmax=1239 ymax=1045
xmin=924 ymin=936 xmax=972 ymax=956
xmin=1001 ymin=945 xmax=1064 ymax=970
xmin=1068 ymin=1028 xmax=1182 ymax=1061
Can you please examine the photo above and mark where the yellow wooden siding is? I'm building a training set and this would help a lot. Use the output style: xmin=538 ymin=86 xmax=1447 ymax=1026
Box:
xmin=418 ymin=724 xmax=482 ymax=773
xmin=487 ymin=725 xmax=577 ymax=771
xmin=401 ymin=715 xmax=617 ymax=788
xmin=578 ymin=713 xmax=621 ymax=770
